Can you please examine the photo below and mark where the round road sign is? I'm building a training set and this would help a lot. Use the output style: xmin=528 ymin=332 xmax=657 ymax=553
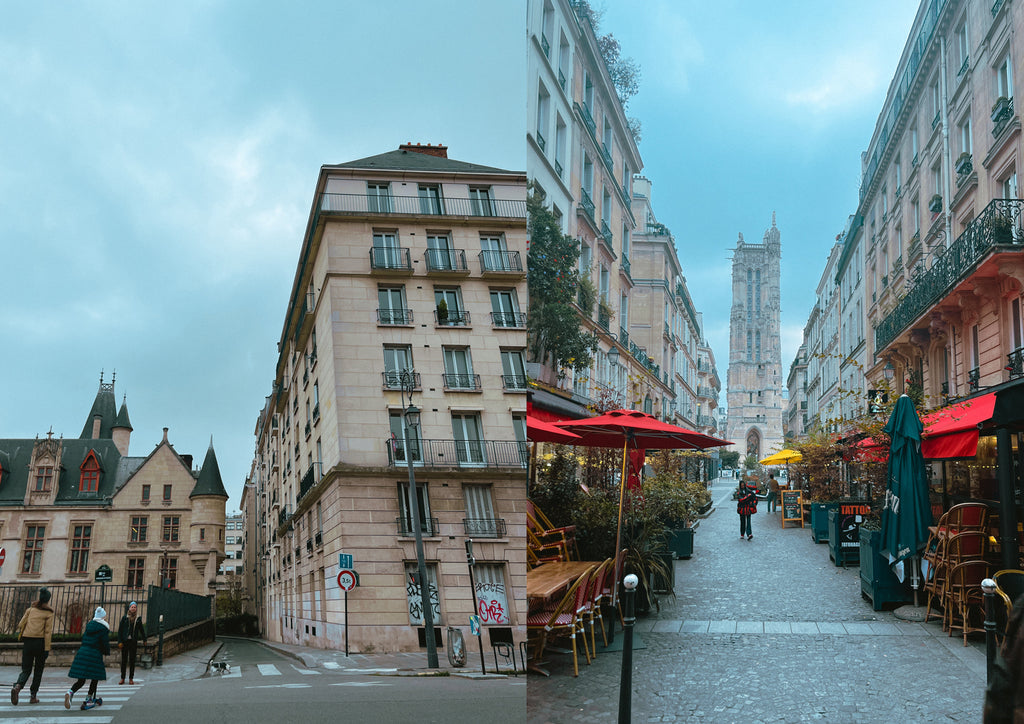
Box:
xmin=337 ymin=569 xmax=357 ymax=591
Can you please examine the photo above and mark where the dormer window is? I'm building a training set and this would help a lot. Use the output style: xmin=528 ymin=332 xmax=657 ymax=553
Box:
xmin=79 ymin=452 xmax=100 ymax=492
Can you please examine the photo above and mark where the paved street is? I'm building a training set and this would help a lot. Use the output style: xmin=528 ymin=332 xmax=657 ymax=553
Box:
xmin=527 ymin=477 xmax=988 ymax=723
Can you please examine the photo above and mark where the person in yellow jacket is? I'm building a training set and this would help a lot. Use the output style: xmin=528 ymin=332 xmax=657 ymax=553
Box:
xmin=11 ymin=587 xmax=55 ymax=706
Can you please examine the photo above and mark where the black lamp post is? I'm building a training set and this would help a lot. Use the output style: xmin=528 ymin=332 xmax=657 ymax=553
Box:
xmin=400 ymin=369 xmax=439 ymax=669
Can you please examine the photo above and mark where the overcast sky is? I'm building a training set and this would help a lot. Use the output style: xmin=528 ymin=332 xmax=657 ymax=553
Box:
xmin=0 ymin=1 xmax=523 ymax=511
xmin=599 ymin=0 xmax=920 ymax=395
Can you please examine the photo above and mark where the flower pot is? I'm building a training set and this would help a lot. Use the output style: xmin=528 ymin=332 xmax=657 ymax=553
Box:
xmin=859 ymin=528 xmax=912 ymax=611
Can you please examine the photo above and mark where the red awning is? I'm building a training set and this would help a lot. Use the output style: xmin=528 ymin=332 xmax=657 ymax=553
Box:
xmin=920 ymin=392 xmax=996 ymax=459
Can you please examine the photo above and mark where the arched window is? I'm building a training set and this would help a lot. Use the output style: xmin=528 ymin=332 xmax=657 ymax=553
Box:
xmin=80 ymin=451 xmax=101 ymax=493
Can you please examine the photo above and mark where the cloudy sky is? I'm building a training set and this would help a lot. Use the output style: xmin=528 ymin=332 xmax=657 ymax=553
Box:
xmin=599 ymin=0 xmax=920 ymax=390
xmin=0 ymin=1 xmax=523 ymax=510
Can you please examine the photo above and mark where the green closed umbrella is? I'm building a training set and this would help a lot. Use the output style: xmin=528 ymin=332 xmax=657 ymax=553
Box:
xmin=880 ymin=394 xmax=934 ymax=605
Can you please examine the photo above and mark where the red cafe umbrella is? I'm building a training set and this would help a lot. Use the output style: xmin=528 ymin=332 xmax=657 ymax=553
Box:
xmin=556 ymin=410 xmax=731 ymax=604
xmin=526 ymin=414 xmax=582 ymax=444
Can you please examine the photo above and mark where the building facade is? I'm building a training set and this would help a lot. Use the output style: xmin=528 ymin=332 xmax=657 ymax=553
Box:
xmin=251 ymin=144 xmax=528 ymax=654
xmin=0 ymin=374 xmax=227 ymax=600
xmin=726 ymin=218 xmax=785 ymax=460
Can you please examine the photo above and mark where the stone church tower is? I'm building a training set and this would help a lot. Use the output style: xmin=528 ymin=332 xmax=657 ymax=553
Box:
xmin=726 ymin=214 xmax=784 ymax=461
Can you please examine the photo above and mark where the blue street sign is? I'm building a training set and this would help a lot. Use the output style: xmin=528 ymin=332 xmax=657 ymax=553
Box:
xmin=339 ymin=554 xmax=353 ymax=569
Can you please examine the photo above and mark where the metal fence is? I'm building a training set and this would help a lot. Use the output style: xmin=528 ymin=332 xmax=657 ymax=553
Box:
xmin=0 ymin=584 xmax=149 ymax=637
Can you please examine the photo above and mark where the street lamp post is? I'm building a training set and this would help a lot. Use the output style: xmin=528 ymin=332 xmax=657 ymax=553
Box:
xmin=400 ymin=369 xmax=439 ymax=669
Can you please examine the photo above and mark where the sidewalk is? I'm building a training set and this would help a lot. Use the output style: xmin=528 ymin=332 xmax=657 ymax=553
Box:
xmin=528 ymin=477 xmax=989 ymax=723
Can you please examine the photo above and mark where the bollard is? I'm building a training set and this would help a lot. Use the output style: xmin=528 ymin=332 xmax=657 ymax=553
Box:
xmin=618 ymin=574 xmax=638 ymax=724
xmin=157 ymin=614 xmax=165 ymax=667
xmin=982 ymin=578 xmax=997 ymax=684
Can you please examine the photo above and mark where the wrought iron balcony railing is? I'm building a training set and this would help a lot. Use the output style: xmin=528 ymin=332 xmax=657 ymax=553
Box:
xmin=1006 ymin=347 xmax=1024 ymax=379
xmin=369 ymin=247 xmax=412 ymax=271
xmin=435 ymin=308 xmax=471 ymax=326
xmin=875 ymin=199 xmax=1024 ymax=350
xmin=462 ymin=518 xmax=508 ymax=538
xmin=491 ymin=312 xmax=527 ymax=328
xmin=425 ymin=248 xmax=469 ymax=273
xmin=321 ymin=193 xmax=526 ymax=219
xmin=396 ymin=517 xmax=440 ymax=538
xmin=502 ymin=374 xmax=528 ymax=391
xmin=378 ymin=308 xmax=414 ymax=325
xmin=382 ymin=371 xmax=421 ymax=390
xmin=385 ymin=439 xmax=528 ymax=469
xmin=479 ymin=250 xmax=523 ymax=273
xmin=442 ymin=373 xmax=482 ymax=391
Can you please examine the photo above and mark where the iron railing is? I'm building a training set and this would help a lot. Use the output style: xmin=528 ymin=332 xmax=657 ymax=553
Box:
xmin=396 ymin=517 xmax=440 ymax=537
xmin=875 ymin=199 xmax=1024 ymax=350
xmin=462 ymin=518 xmax=508 ymax=538
xmin=369 ymin=247 xmax=412 ymax=271
xmin=425 ymin=248 xmax=468 ymax=272
xmin=321 ymin=193 xmax=526 ymax=219
xmin=385 ymin=439 xmax=528 ymax=469
xmin=479 ymin=250 xmax=523 ymax=273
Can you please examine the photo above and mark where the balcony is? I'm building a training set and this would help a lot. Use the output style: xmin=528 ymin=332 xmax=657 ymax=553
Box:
xmin=875 ymin=199 xmax=1024 ymax=351
xmin=378 ymin=308 xmax=414 ymax=325
xmin=502 ymin=374 xmax=529 ymax=391
xmin=385 ymin=439 xmax=528 ymax=469
xmin=462 ymin=518 xmax=508 ymax=538
xmin=491 ymin=312 xmax=527 ymax=329
xmin=442 ymin=373 xmax=482 ymax=391
xmin=479 ymin=250 xmax=524 ymax=275
xmin=369 ymin=247 xmax=413 ymax=272
xmin=320 ymin=192 xmax=526 ymax=219
xmin=396 ymin=517 xmax=440 ymax=538
xmin=382 ymin=371 xmax=421 ymax=390
xmin=425 ymin=248 xmax=469 ymax=274
xmin=435 ymin=308 xmax=471 ymax=327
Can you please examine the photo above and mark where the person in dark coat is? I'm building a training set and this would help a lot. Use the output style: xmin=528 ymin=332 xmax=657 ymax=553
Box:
xmin=737 ymin=480 xmax=758 ymax=540
xmin=984 ymin=593 xmax=1024 ymax=722
xmin=65 ymin=606 xmax=110 ymax=710
xmin=117 ymin=601 xmax=147 ymax=685
xmin=12 ymin=587 xmax=54 ymax=705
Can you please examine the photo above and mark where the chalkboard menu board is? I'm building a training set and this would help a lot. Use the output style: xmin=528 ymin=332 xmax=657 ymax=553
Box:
xmin=781 ymin=490 xmax=803 ymax=528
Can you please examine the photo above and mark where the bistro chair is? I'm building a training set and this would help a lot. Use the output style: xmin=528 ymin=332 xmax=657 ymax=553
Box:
xmin=944 ymin=559 xmax=991 ymax=645
xmin=526 ymin=565 xmax=595 ymax=677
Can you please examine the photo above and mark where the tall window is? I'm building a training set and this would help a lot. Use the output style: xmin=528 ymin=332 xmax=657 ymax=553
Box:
xmin=34 ymin=466 xmax=53 ymax=492
xmin=367 ymin=182 xmax=392 ymax=213
xmin=452 ymin=412 xmax=485 ymax=464
xmin=162 ymin=516 xmax=180 ymax=543
xmin=383 ymin=345 xmax=414 ymax=388
xmin=69 ymin=524 xmax=91 ymax=573
xmin=159 ymin=557 xmax=177 ymax=589
xmin=130 ymin=515 xmax=148 ymax=543
xmin=22 ymin=525 xmax=44 ymax=573
xmin=127 ymin=558 xmax=145 ymax=589
xmin=418 ymin=185 xmax=444 ymax=215
xmin=79 ymin=451 xmax=100 ymax=492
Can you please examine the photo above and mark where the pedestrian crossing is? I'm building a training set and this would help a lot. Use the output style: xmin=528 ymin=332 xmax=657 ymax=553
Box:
xmin=0 ymin=682 xmax=142 ymax=722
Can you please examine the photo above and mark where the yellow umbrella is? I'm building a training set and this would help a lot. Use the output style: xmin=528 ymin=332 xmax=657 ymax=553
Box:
xmin=759 ymin=449 xmax=803 ymax=465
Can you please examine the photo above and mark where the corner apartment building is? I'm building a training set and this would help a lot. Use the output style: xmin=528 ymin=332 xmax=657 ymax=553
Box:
xmin=251 ymin=144 xmax=528 ymax=654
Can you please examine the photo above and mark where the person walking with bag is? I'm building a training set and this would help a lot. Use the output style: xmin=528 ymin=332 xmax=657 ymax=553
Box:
xmin=11 ymin=587 xmax=54 ymax=705
xmin=737 ymin=480 xmax=758 ymax=540
xmin=65 ymin=606 xmax=110 ymax=711
xmin=118 ymin=601 xmax=146 ymax=685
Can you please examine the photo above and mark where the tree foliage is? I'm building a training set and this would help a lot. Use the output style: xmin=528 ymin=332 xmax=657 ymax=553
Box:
xmin=527 ymin=192 xmax=598 ymax=374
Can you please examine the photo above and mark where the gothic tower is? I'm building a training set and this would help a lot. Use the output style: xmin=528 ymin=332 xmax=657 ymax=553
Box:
xmin=726 ymin=214 xmax=784 ymax=462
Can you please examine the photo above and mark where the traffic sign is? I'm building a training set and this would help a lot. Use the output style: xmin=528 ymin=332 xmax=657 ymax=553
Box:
xmin=338 ymin=553 xmax=353 ymax=569
xmin=0 ymin=547 xmax=5 ymax=566
xmin=337 ymin=569 xmax=357 ymax=591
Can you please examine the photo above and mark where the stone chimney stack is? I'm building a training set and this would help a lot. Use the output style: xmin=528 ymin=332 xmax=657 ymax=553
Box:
xmin=399 ymin=142 xmax=448 ymax=158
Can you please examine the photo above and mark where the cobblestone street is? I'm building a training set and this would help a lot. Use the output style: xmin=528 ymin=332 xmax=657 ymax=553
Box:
xmin=527 ymin=477 xmax=988 ymax=723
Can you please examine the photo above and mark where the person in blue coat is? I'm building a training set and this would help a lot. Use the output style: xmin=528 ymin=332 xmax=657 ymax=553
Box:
xmin=65 ymin=607 xmax=110 ymax=710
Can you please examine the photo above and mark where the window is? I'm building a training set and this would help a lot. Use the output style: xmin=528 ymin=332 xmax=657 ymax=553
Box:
xmin=22 ymin=525 xmax=44 ymax=574
xmin=367 ymin=181 xmax=392 ymax=213
xmin=500 ymin=349 xmax=527 ymax=390
xmin=418 ymin=185 xmax=444 ymax=215
xmin=435 ymin=287 xmax=467 ymax=326
xmin=480 ymin=235 xmax=513 ymax=271
xmin=398 ymin=482 xmax=432 ymax=536
xmin=404 ymin=561 xmax=441 ymax=625
xmin=142 ymin=484 xmax=150 ymax=502
xmin=130 ymin=516 xmax=148 ymax=543
xmin=389 ymin=411 xmax=422 ymax=463
xmin=442 ymin=347 xmax=476 ymax=390
xmin=469 ymin=187 xmax=493 ymax=216
xmin=79 ymin=451 xmax=100 ymax=492
xmin=127 ymin=558 xmax=145 ymax=588
xmin=69 ymin=524 xmax=91 ymax=573
xmin=34 ymin=466 xmax=53 ymax=492
xmin=163 ymin=484 xmax=172 ymax=502
xmin=474 ymin=563 xmax=510 ymax=624
xmin=159 ymin=557 xmax=177 ymax=589
xmin=383 ymin=345 xmax=414 ymax=388
xmin=162 ymin=516 xmax=180 ymax=543
xmin=378 ymin=286 xmax=409 ymax=325
xmin=372 ymin=231 xmax=401 ymax=268
xmin=426 ymin=234 xmax=457 ymax=270
xmin=452 ymin=412 xmax=485 ymax=464
xmin=490 ymin=289 xmax=522 ymax=327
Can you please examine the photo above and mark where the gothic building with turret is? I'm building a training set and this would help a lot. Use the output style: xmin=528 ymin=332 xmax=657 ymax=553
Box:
xmin=726 ymin=216 xmax=785 ymax=461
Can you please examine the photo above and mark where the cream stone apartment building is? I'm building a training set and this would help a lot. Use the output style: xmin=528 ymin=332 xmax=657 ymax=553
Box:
xmin=251 ymin=144 xmax=528 ymax=654
xmin=0 ymin=374 xmax=228 ymax=605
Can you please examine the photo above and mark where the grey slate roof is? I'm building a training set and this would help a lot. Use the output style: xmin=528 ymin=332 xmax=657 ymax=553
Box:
xmin=331 ymin=149 xmax=518 ymax=176
xmin=190 ymin=442 xmax=228 ymax=499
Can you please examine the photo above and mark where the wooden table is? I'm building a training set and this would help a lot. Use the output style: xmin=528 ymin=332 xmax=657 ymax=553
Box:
xmin=527 ymin=561 xmax=599 ymax=602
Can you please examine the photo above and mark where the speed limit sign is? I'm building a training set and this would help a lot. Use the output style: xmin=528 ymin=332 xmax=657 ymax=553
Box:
xmin=337 ymin=569 xmax=357 ymax=591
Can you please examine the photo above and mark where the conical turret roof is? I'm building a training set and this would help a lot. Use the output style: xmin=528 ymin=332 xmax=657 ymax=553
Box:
xmin=190 ymin=438 xmax=228 ymax=499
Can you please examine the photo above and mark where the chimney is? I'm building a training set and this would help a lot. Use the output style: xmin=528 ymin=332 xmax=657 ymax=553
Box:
xmin=399 ymin=142 xmax=448 ymax=158
xmin=92 ymin=414 xmax=102 ymax=439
